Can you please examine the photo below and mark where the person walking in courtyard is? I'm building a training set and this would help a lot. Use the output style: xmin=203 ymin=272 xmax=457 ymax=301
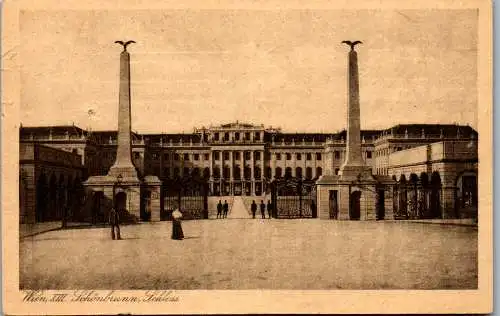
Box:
xmin=267 ymin=200 xmax=273 ymax=219
xmin=109 ymin=206 xmax=121 ymax=240
xmin=223 ymin=200 xmax=229 ymax=218
xmin=260 ymin=200 xmax=266 ymax=219
xmin=171 ymin=207 xmax=184 ymax=240
xmin=251 ymin=200 xmax=257 ymax=219
xmin=217 ymin=200 xmax=223 ymax=219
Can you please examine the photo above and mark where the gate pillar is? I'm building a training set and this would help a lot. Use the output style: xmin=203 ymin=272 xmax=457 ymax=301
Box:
xmin=143 ymin=175 xmax=162 ymax=222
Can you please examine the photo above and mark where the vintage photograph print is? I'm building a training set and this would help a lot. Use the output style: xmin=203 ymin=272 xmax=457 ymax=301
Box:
xmin=3 ymin=0 xmax=492 ymax=314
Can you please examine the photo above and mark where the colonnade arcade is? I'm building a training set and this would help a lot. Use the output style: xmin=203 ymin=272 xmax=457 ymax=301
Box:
xmin=392 ymin=170 xmax=478 ymax=219
xmin=30 ymin=171 xmax=84 ymax=223
xmin=392 ymin=172 xmax=442 ymax=219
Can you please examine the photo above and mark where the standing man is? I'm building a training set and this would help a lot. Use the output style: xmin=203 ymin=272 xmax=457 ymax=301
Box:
xmin=251 ymin=200 xmax=257 ymax=219
xmin=260 ymin=200 xmax=266 ymax=219
xmin=223 ymin=200 xmax=229 ymax=218
xmin=109 ymin=206 xmax=121 ymax=240
xmin=217 ymin=200 xmax=223 ymax=219
xmin=267 ymin=200 xmax=273 ymax=219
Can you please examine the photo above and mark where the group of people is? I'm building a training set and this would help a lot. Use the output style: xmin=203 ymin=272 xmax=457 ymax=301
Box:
xmin=251 ymin=200 xmax=273 ymax=219
xmin=108 ymin=206 xmax=185 ymax=241
xmin=216 ymin=200 xmax=230 ymax=219
xmin=108 ymin=198 xmax=278 ymax=242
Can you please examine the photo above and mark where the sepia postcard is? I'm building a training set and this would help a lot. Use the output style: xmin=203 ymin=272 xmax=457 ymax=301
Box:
xmin=2 ymin=0 xmax=493 ymax=314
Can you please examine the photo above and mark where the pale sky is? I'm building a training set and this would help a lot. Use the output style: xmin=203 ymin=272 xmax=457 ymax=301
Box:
xmin=20 ymin=9 xmax=478 ymax=133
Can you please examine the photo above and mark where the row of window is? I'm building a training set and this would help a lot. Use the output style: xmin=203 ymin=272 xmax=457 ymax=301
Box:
xmin=151 ymin=151 xmax=266 ymax=161
xmin=275 ymin=153 xmax=322 ymax=161
xmin=375 ymin=146 xmax=409 ymax=157
xmin=152 ymin=153 xmax=211 ymax=161
xmin=117 ymin=151 xmax=375 ymax=161
xmin=149 ymin=152 xmax=325 ymax=161
xmin=213 ymin=151 xmax=262 ymax=161
xmin=160 ymin=166 xmax=323 ymax=180
xmin=125 ymin=151 xmax=375 ymax=164
xmin=213 ymin=131 xmax=262 ymax=142
xmin=333 ymin=151 xmax=372 ymax=159
xmin=376 ymin=168 xmax=389 ymax=175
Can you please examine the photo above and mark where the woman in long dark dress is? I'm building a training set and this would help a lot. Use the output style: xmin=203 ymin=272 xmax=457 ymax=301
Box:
xmin=171 ymin=208 xmax=184 ymax=240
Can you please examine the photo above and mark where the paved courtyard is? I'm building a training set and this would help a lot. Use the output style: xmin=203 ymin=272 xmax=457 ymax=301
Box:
xmin=20 ymin=220 xmax=477 ymax=290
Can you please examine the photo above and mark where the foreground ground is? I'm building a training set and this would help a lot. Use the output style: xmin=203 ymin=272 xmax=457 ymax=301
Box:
xmin=20 ymin=219 xmax=477 ymax=290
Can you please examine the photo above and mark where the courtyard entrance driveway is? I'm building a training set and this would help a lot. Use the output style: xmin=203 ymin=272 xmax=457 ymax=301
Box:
xmin=20 ymin=220 xmax=477 ymax=290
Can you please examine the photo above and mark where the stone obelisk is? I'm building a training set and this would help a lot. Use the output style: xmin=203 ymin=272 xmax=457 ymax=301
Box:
xmin=108 ymin=40 xmax=139 ymax=181
xmin=339 ymin=41 xmax=372 ymax=179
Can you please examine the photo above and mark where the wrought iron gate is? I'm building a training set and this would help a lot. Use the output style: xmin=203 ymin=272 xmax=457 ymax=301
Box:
xmin=162 ymin=176 xmax=208 ymax=220
xmin=270 ymin=178 xmax=317 ymax=219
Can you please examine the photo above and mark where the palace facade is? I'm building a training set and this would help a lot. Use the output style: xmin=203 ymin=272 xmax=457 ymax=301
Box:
xmin=19 ymin=122 xmax=478 ymax=223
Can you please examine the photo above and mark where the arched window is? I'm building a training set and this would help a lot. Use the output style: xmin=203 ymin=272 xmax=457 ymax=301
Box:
xmin=48 ymin=174 xmax=58 ymax=221
xmin=244 ymin=166 xmax=251 ymax=179
xmin=234 ymin=166 xmax=241 ymax=179
xmin=191 ymin=168 xmax=200 ymax=178
xmin=305 ymin=167 xmax=312 ymax=180
xmin=296 ymin=167 xmax=303 ymax=179
xmin=223 ymin=166 xmax=230 ymax=179
xmin=266 ymin=167 xmax=272 ymax=179
xmin=36 ymin=173 xmax=48 ymax=222
xmin=213 ymin=166 xmax=221 ymax=178
xmin=457 ymin=172 xmax=477 ymax=208
xmin=203 ymin=167 xmax=210 ymax=179
xmin=275 ymin=167 xmax=282 ymax=178
xmin=316 ymin=167 xmax=323 ymax=177
xmin=255 ymin=166 xmax=261 ymax=179
xmin=420 ymin=172 xmax=429 ymax=187
xmin=430 ymin=172 xmax=442 ymax=218
xmin=58 ymin=174 xmax=66 ymax=219
xmin=285 ymin=167 xmax=292 ymax=178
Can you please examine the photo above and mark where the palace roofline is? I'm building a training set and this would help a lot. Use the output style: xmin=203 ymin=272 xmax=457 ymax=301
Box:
xmin=20 ymin=123 xmax=478 ymax=140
